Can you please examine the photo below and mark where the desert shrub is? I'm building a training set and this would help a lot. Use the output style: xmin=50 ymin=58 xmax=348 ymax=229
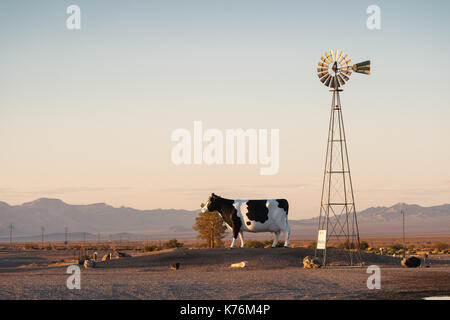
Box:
xmin=337 ymin=240 xmax=357 ymax=250
xmin=306 ymin=241 xmax=317 ymax=249
xmin=276 ymin=240 xmax=285 ymax=248
xmin=193 ymin=242 xmax=209 ymax=249
xmin=432 ymin=242 xmax=449 ymax=251
xmin=359 ymin=240 xmax=369 ymax=250
xmin=143 ymin=245 xmax=159 ymax=252
xmin=390 ymin=243 xmax=404 ymax=251
xmin=162 ymin=239 xmax=184 ymax=249
xmin=245 ymin=240 xmax=266 ymax=248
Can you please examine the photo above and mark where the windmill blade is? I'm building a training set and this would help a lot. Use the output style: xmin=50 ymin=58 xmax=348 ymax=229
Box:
xmin=320 ymin=74 xmax=331 ymax=84
xmin=341 ymin=59 xmax=351 ymax=67
xmin=324 ymin=52 xmax=332 ymax=63
xmin=337 ymin=74 xmax=345 ymax=86
xmin=325 ymin=75 xmax=332 ymax=86
xmin=318 ymin=62 xmax=329 ymax=67
xmin=341 ymin=69 xmax=352 ymax=76
xmin=328 ymin=76 xmax=337 ymax=88
xmin=330 ymin=50 xmax=335 ymax=62
xmin=335 ymin=76 xmax=341 ymax=88
xmin=338 ymin=53 xmax=347 ymax=63
xmin=317 ymin=67 xmax=328 ymax=72
xmin=341 ymin=67 xmax=354 ymax=72
xmin=318 ymin=71 xmax=328 ymax=79
xmin=321 ymin=56 xmax=331 ymax=64
xmin=339 ymin=73 xmax=349 ymax=82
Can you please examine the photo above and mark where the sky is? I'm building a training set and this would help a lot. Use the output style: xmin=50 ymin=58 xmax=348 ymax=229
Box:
xmin=0 ymin=0 xmax=449 ymax=219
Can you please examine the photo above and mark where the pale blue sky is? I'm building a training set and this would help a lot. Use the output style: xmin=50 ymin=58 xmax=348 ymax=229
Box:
xmin=0 ymin=1 xmax=449 ymax=218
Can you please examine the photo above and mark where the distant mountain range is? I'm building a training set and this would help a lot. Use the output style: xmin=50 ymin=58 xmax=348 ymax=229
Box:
xmin=0 ymin=198 xmax=198 ymax=241
xmin=0 ymin=198 xmax=449 ymax=241
xmin=291 ymin=202 xmax=450 ymax=236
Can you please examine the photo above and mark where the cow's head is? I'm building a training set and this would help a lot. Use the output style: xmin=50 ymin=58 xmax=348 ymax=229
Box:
xmin=201 ymin=193 xmax=220 ymax=213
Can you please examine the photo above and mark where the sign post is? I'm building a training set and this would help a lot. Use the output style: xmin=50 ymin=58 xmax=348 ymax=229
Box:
xmin=315 ymin=229 xmax=327 ymax=266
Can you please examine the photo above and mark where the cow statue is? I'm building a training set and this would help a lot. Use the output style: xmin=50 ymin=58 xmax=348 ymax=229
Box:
xmin=201 ymin=193 xmax=290 ymax=248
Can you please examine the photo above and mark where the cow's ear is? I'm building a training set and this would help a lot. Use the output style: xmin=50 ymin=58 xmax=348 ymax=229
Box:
xmin=211 ymin=193 xmax=215 ymax=197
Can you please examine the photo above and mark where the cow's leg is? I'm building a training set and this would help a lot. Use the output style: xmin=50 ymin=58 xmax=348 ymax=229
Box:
xmin=271 ymin=231 xmax=280 ymax=248
xmin=230 ymin=215 xmax=242 ymax=249
xmin=230 ymin=224 xmax=240 ymax=248
xmin=230 ymin=237 xmax=237 ymax=248
xmin=284 ymin=223 xmax=291 ymax=248
xmin=238 ymin=232 xmax=245 ymax=248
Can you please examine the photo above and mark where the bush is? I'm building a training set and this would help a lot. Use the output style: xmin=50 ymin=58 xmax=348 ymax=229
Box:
xmin=276 ymin=240 xmax=285 ymax=248
xmin=359 ymin=240 xmax=369 ymax=250
xmin=337 ymin=240 xmax=358 ymax=250
xmin=432 ymin=242 xmax=449 ymax=251
xmin=245 ymin=240 xmax=266 ymax=248
xmin=162 ymin=239 xmax=184 ymax=249
xmin=245 ymin=240 xmax=285 ymax=248
xmin=390 ymin=243 xmax=404 ymax=251
xmin=306 ymin=241 xmax=317 ymax=249
xmin=143 ymin=245 xmax=159 ymax=252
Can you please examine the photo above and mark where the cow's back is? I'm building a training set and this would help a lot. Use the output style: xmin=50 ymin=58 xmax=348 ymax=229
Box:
xmin=234 ymin=199 xmax=289 ymax=233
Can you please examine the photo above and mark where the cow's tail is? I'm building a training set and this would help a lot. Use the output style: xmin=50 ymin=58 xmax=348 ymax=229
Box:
xmin=285 ymin=201 xmax=289 ymax=227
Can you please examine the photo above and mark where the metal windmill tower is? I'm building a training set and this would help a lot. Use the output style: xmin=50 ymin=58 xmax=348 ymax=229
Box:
xmin=315 ymin=50 xmax=370 ymax=266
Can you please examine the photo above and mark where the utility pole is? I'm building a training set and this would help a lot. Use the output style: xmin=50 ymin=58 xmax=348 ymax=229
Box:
xmin=402 ymin=209 xmax=406 ymax=259
xmin=9 ymin=224 xmax=13 ymax=245
xmin=64 ymin=227 xmax=68 ymax=246
xmin=41 ymin=226 xmax=45 ymax=247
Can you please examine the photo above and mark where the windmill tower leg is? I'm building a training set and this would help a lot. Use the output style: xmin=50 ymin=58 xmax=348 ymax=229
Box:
xmin=316 ymin=89 xmax=362 ymax=266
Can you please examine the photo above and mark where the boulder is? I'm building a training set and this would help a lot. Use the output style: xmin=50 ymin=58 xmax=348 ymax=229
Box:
xmin=303 ymin=256 xmax=322 ymax=269
xmin=401 ymin=256 xmax=421 ymax=268
xmin=84 ymin=259 xmax=96 ymax=268
xmin=101 ymin=254 xmax=111 ymax=262
xmin=170 ymin=262 xmax=180 ymax=270
xmin=115 ymin=251 xmax=131 ymax=258
xmin=230 ymin=261 xmax=248 ymax=268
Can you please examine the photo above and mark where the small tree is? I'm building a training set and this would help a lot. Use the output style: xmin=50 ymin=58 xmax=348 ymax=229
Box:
xmin=193 ymin=211 xmax=227 ymax=248
xmin=162 ymin=239 xmax=184 ymax=249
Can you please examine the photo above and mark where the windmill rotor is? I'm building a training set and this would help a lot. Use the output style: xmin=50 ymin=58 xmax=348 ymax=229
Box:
xmin=317 ymin=50 xmax=370 ymax=88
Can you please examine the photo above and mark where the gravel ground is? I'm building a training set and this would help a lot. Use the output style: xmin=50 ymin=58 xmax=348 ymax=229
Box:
xmin=0 ymin=248 xmax=449 ymax=300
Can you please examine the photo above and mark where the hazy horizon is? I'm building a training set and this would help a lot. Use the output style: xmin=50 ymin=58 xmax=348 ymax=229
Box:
xmin=1 ymin=1 xmax=449 ymax=220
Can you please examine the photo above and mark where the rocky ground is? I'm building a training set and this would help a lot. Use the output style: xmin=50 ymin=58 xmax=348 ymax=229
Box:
xmin=0 ymin=248 xmax=449 ymax=299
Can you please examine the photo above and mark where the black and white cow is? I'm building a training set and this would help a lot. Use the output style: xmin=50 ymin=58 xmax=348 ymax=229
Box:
xmin=201 ymin=193 xmax=290 ymax=248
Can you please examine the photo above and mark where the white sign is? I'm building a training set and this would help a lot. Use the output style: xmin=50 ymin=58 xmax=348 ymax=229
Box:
xmin=316 ymin=230 xmax=327 ymax=249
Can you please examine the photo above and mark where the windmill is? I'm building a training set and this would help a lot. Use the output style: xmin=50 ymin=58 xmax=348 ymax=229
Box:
xmin=315 ymin=50 xmax=370 ymax=266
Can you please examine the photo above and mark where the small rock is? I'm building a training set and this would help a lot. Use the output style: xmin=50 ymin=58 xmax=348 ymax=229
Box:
xmin=230 ymin=261 xmax=248 ymax=268
xmin=401 ymin=256 xmax=421 ymax=268
xmin=101 ymin=254 xmax=111 ymax=261
xmin=115 ymin=251 xmax=131 ymax=258
xmin=84 ymin=259 xmax=96 ymax=268
xmin=170 ymin=262 xmax=180 ymax=270
xmin=303 ymin=256 xmax=322 ymax=269
xmin=78 ymin=257 xmax=86 ymax=265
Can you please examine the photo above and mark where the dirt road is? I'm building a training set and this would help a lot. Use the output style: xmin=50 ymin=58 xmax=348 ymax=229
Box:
xmin=0 ymin=248 xmax=449 ymax=299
